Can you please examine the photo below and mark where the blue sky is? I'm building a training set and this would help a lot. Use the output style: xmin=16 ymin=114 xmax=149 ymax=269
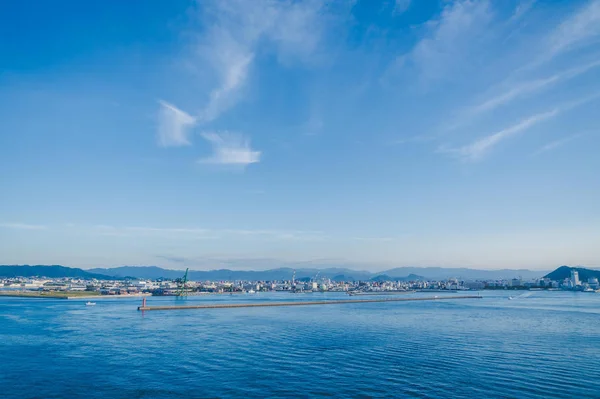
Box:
xmin=1 ymin=0 xmax=599 ymax=270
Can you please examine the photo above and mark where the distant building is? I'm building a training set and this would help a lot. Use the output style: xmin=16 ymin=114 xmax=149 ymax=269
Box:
xmin=571 ymin=270 xmax=580 ymax=286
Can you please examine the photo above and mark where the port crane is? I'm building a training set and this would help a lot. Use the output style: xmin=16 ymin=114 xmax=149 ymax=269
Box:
xmin=313 ymin=271 xmax=320 ymax=282
xmin=177 ymin=268 xmax=189 ymax=297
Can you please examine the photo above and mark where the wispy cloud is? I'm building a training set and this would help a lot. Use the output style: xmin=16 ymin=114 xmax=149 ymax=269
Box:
xmin=444 ymin=92 xmax=600 ymax=161
xmin=198 ymin=132 xmax=261 ymax=166
xmin=194 ymin=0 xmax=329 ymax=123
xmin=513 ymin=0 xmax=600 ymax=73
xmin=394 ymin=0 xmax=411 ymax=15
xmin=0 ymin=223 xmax=48 ymax=230
xmin=443 ymin=109 xmax=558 ymax=161
xmin=397 ymin=0 xmax=493 ymax=82
xmin=155 ymin=1 xmax=336 ymax=163
xmin=93 ymin=224 xmax=324 ymax=241
xmin=353 ymin=236 xmax=397 ymax=242
xmin=471 ymin=59 xmax=600 ymax=115
xmin=509 ymin=0 xmax=537 ymax=23
xmin=546 ymin=0 xmax=600 ymax=61
xmin=532 ymin=133 xmax=584 ymax=156
xmin=157 ymin=100 xmax=196 ymax=147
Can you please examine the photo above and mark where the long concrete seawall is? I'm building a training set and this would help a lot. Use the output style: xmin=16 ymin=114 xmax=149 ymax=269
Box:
xmin=138 ymin=295 xmax=482 ymax=311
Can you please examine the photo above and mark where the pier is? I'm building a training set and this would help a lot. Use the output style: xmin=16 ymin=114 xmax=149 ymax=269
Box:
xmin=137 ymin=295 xmax=482 ymax=311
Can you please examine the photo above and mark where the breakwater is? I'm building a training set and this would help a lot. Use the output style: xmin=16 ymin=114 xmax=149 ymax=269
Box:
xmin=138 ymin=295 xmax=482 ymax=311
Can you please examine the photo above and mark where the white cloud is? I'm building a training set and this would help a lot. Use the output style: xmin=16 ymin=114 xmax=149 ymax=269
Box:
xmin=399 ymin=0 xmax=493 ymax=82
xmin=471 ymin=59 xmax=600 ymax=115
xmin=0 ymin=223 xmax=47 ymax=230
xmin=157 ymin=100 xmax=196 ymax=147
xmin=200 ymin=50 xmax=254 ymax=123
xmin=195 ymin=0 xmax=329 ymax=123
xmin=546 ymin=0 xmax=600 ymax=60
xmin=533 ymin=133 xmax=583 ymax=156
xmin=198 ymin=131 xmax=261 ymax=166
xmin=445 ymin=91 xmax=600 ymax=161
xmin=445 ymin=109 xmax=558 ymax=161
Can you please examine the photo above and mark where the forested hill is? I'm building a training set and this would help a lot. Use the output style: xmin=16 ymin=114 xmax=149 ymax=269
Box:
xmin=544 ymin=266 xmax=600 ymax=281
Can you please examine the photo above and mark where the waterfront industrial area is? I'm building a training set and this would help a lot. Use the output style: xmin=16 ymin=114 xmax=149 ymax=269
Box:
xmin=1 ymin=267 xmax=598 ymax=299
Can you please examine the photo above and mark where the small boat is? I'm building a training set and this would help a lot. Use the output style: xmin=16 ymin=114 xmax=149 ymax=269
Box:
xmin=508 ymin=296 xmax=514 ymax=300
xmin=85 ymin=301 xmax=96 ymax=306
xmin=247 ymin=290 xmax=256 ymax=294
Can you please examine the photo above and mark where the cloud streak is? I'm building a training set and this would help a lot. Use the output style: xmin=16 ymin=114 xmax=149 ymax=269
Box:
xmin=443 ymin=109 xmax=558 ymax=161
xmin=0 ymin=223 xmax=48 ymax=230
xmin=198 ymin=132 xmax=261 ymax=166
xmin=157 ymin=100 xmax=196 ymax=147
xmin=155 ymin=1 xmax=337 ymax=164
xmin=397 ymin=0 xmax=493 ymax=82
xmin=509 ymin=0 xmax=537 ymax=22
xmin=444 ymin=92 xmax=600 ymax=161
xmin=94 ymin=224 xmax=325 ymax=241
xmin=194 ymin=0 xmax=329 ymax=123
xmin=471 ymin=59 xmax=600 ymax=115
xmin=546 ymin=0 xmax=600 ymax=60
xmin=533 ymin=133 xmax=584 ymax=156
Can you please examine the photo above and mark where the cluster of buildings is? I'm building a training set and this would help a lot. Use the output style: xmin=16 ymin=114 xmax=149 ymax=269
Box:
xmin=561 ymin=270 xmax=599 ymax=292
xmin=2 ymin=271 xmax=599 ymax=296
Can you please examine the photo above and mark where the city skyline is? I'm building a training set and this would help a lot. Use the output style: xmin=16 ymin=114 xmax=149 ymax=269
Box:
xmin=1 ymin=0 xmax=600 ymax=269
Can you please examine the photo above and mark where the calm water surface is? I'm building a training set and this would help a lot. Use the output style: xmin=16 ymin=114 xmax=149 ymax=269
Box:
xmin=1 ymin=291 xmax=599 ymax=398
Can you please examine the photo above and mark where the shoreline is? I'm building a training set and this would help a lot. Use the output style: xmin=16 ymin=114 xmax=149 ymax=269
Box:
xmin=0 ymin=292 xmax=151 ymax=300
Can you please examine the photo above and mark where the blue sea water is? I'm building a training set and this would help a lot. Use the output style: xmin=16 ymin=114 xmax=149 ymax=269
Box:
xmin=1 ymin=291 xmax=599 ymax=399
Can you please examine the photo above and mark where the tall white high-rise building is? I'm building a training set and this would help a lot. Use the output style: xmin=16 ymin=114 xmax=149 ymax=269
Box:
xmin=571 ymin=270 xmax=580 ymax=286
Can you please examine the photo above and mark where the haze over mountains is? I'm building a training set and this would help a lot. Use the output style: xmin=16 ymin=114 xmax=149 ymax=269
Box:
xmin=87 ymin=266 xmax=551 ymax=281
xmin=0 ymin=264 xmax=557 ymax=281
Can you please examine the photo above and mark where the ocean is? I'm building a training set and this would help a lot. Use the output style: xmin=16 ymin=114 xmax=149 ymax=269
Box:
xmin=1 ymin=291 xmax=599 ymax=398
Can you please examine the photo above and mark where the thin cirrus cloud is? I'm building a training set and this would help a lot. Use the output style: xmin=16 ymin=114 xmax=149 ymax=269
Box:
xmin=395 ymin=0 xmax=493 ymax=83
xmin=0 ymin=222 xmax=48 ymax=230
xmin=156 ymin=100 xmax=196 ymax=147
xmin=443 ymin=93 xmax=600 ymax=161
xmin=195 ymin=0 xmax=327 ymax=123
xmin=442 ymin=109 xmax=559 ymax=162
xmin=514 ymin=0 xmax=600 ymax=73
xmin=198 ymin=132 xmax=261 ymax=166
xmin=93 ymin=224 xmax=324 ymax=241
xmin=508 ymin=0 xmax=537 ymax=22
xmin=545 ymin=0 xmax=600 ymax=61
xmin=394 ymin=0 xmax=412 ymax=15
xmin=486 ymin=0 xmax=600 ymax=116
xmin=532 ymin=133 xmax=584 ymax=156
xmin=155 ymin=0 xmax=332 ymax=163
xmin=470 ymin=59 xmax=600 ymax=116
xmin=420 ymin=0 xmax=600 ymax=163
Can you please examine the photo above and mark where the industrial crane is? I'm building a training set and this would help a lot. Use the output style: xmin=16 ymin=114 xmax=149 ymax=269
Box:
xmin=177 ymin=268 xmax=189 ymax=297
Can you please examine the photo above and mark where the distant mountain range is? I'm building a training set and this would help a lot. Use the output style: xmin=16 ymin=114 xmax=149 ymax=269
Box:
xmin=544 ymin=266 xmax=600 ymax=281
xmin=0 ymin=264 xmax=551 ymax=281
xmin=0 ymin=265 xmax=116 ymax=280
